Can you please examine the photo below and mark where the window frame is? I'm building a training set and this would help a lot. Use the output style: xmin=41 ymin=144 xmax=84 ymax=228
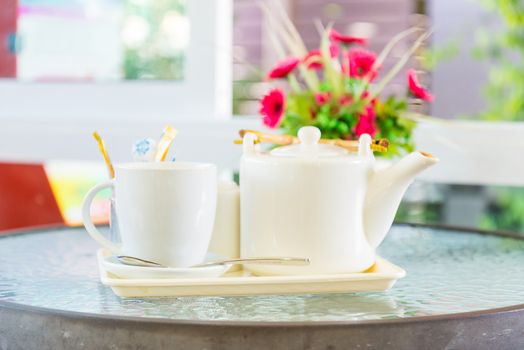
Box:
xmin=0 ymin=0 xmax=232 ymax=123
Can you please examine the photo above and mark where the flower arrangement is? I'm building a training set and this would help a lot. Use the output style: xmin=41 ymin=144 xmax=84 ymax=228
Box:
xmin=258 ymin=8 xmax=433 ymax=157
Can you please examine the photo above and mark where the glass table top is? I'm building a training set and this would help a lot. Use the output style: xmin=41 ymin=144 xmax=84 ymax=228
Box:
xmin=0 ymin=225 xmax=523 ymax=322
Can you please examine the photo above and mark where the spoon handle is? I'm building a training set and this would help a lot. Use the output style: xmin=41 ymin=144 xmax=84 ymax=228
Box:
xmin=193 ymin=257 xmax=310 ymax=268
xmin=117 ymin=256 xmax=164 ymax=268
xmin=117 ymin=255 xmax=310 ymax=269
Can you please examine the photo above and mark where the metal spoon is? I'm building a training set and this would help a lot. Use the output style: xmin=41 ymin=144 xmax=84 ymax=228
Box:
xmin=117 ymin=255 xmax=310 ymax=269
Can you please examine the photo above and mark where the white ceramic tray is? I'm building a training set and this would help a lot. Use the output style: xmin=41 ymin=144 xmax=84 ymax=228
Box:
xmin=97 ymin=250 xmax=406 ymax=298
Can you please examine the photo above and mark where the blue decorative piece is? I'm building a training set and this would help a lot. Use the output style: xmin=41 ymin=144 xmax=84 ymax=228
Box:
xmin=7 ymin=33 xmax=18 ymax=54
xmin=132 ymin=138 xmax=157 ymax=162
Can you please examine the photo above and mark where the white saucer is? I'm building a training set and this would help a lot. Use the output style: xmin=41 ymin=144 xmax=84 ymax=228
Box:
xmin=101 ymin=252 xmax=231 ymax=279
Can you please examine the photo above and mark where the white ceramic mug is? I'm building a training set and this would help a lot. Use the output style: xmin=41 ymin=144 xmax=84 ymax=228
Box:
xmin=82 ymin=162 xmax=217 ymax=267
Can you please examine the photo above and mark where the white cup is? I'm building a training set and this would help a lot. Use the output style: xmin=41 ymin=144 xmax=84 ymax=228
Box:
xmin=82 ymin=162 xmax=217 ymax=267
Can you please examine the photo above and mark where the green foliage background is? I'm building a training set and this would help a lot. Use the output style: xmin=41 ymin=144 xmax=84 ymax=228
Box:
xmin=474 ymin=0 xmax=524 ymax=233
xmin=123 ymin=0 xmax=185 ymax=80
xmin=474 ymin=0 xmax=524 ymax=121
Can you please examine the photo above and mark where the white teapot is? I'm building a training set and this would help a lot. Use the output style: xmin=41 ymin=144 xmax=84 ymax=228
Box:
xmin=240 ymin=126 xmax=438 ymax=275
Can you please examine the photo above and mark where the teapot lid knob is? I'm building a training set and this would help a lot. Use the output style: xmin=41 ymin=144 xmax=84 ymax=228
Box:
xmin=270 ymin=126 xmax=347 ymax=158
xmin=242 ymin=132 xmax=258 ymax=155
xmin=298 ymin=126 xmax=321 ymax=146
xmin=358 ymin=134 xmax=374 ymax=159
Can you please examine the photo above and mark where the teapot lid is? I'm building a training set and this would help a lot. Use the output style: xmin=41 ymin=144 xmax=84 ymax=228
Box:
xmin=269 ymin=126 xmax=348 ymax=158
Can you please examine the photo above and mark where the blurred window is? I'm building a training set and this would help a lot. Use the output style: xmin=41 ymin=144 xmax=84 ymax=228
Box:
xmin=2 ymin=0 xmax=188 ymax=82
xmin=0 ymin=0 xmax=232 ymax=123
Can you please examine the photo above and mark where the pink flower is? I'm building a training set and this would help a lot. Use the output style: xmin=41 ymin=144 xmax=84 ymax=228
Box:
xmin=329 ymin=43 xmax=340 ymax=58
xmin=361 ymin=91 xmax=377 ymax=105
xmin=329 ymin=29 xmax=367 ymax=46
xmin=338 ymin=95 xmax=353 ymax=106
xmin=354 ymin=105 xmax=378 ymax=137
xmin=346 ymin=49 xmax=378 ymax=80
xmin=407 ymin=69 xmax=434 ymax=102
xmin=302 ymin=50 xmax=323 ymax=70
xmin=260 ymin=89 xmax=286 ymax=128
xmin=266 ymin=57 xmax=300 ymax=79
xmin=314 ymin=92 xmax=332 ymax=106
xmin=303 ymin=43 xmax=339 ymax=70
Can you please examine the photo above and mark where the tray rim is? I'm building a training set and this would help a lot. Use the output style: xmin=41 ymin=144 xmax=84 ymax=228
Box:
xmin=97 ymin=249 xmax=406 ymax=287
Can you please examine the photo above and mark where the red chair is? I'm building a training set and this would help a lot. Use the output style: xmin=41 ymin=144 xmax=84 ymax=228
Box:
xmin=0 ymin=162 xmax=65 ymax=232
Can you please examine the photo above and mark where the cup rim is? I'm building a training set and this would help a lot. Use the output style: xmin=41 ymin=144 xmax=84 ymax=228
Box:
xmin=116 ymin=161 xmax=216 ymax=171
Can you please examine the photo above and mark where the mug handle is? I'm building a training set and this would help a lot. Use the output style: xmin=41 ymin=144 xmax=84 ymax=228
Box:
xmin=82 ymin=180 xmax=122 ymax=254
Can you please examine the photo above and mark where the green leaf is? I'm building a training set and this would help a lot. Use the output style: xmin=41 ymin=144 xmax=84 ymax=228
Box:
xmin=336 ymin=121 xmax=350 ymax=135
xmin=316 ymin=113 xmax=330 ymax=128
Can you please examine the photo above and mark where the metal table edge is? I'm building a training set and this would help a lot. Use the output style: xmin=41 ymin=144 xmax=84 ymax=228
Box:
xmin=0 ymin=297 xmax=523 ymax=329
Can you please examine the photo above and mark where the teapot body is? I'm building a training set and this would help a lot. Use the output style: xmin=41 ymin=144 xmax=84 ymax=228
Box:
xmin=238 ymin=126 xmax=438 ymax=275
xmin=240 ymin=154 xmax=375 ymax=275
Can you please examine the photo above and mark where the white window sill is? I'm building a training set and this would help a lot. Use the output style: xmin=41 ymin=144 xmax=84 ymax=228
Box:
xmin=1 ymin=118 xmax=523 ymax=186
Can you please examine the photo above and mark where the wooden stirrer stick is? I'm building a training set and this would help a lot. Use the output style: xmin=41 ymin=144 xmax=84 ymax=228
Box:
xmin=236 ymin=130 xmax=389 ymax=153
xmin=92 ymin=131 xmax=115 ymax=179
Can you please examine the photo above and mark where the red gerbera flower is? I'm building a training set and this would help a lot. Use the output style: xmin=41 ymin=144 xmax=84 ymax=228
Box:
xmin=345 ymin=48 xmax=378 ymax=80
xmin=407 ymin=69 xmax=434 ymax=102
xmin=338 ymin=94 xmax=353 ymax=106
xmin=314 ymin=92 xmax=332 ymax=106
xmin=361 ymin=91 xmax=377 ymax=105
xmin=266 ymin=57 xmax=300 ymax=80
xmin=260 ymin=89 xmax=286 ymax=128
xmin=329 ymin=29 xmax=367 ymax=46
xmin=329 ymin=43 xmax=340 ymax=58
xmin=354 ymin=105 xmax=378 ymax=138
xmin=302 ymin=43 xmax=339 ymax=70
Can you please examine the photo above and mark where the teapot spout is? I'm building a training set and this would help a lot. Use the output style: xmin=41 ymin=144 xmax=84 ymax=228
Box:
xmin=364 ymin=151 xmax=438 ymax=248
